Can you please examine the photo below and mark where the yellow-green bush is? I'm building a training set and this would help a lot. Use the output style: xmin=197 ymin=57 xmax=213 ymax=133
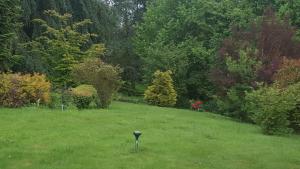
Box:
xmin=245 ymin=82 xmax=300 ymax=134
xmin=71 ymin=85 xmax=98 ymax=109
xmin=144 ymin=70 xmax=177 ymax=107
xmin=0 ymin=73 xmax=51 ymax=107
xmin=284 ymin=83 xmax=300 ymax=132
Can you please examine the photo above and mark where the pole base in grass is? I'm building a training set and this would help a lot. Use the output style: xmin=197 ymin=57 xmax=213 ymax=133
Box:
xmin=133 ymin=131 xmax=142 ymax=152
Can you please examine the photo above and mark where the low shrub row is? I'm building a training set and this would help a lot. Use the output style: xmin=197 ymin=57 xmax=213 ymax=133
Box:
xmin=0 ymin=73 xmax=51 ymax=107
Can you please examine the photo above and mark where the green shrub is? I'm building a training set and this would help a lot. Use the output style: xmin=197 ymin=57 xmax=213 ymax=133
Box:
xmin=245 ymin=87 xmax=296 ymax=134
xmin=288 ymin=105 xmax=300 ymax=132
xmin=216 ymin=85 xmax=253 ymax=121
xmin=72 ymin=95 xmax=93 ymax=109
xmin=0 ymin=73 xmax=51 ymax=108
xmin=72 ymin=58 xmax=122 ymax=108
xmin=202 ymin=99 xmax=218 ymax=113
xmin=144 ymin=70 xmax=177 ymax=107
xmin=284 ymin=83 xmax=300 ymax=132
xmin=213 ymin=50 xmax=261 ymax=121
xmin=228 ymin=57 xmax=300 ymax=134
xmin=175 ymin=95 xmax=191 ymax=109
xmin=48 ymin=92 xmax=61 ymax=109
xmin=71 ymin=85 xmax=97 ymax=109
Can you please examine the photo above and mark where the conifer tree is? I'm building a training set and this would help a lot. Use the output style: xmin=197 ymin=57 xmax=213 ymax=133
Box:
xmin=30 ymin=10 xmax=105 ymax=87
xmin=144 ymin=70 xmax=177 ymax=107
xmin=0 ymin=0 xmax=21 ymax=71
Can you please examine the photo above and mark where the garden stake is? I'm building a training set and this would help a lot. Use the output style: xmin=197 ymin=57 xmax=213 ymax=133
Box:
xmin=133 ymin=131 xmax=142 ymax=152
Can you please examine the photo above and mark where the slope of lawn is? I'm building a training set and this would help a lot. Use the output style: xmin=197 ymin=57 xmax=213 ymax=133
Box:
xmin=0 ymin=102 xmax=300 ymax=169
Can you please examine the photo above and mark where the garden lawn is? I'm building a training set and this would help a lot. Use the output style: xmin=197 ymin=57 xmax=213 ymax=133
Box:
xmin=0 ymin=102 xmax=300 ymax=169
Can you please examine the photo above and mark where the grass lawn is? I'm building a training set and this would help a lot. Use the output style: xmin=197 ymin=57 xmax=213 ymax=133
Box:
xmin=0 ymin=102 xmax=300 ymax=169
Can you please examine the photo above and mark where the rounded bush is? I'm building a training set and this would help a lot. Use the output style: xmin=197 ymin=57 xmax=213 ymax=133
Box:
xmin=71 ymin=85 xmax=97 ymax=109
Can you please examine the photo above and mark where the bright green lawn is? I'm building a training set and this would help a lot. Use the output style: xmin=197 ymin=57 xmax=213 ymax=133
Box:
xmin=0 ymin=102 xmax=300 ymax=169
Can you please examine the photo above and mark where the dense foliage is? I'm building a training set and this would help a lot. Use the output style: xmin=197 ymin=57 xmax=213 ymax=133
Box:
xmin=245 ymin=83 xmax=300 ymax=134
xmin=71 ymin=85 xmax=98 ymax=109
xmin=273 ymin=58 xmax=300 ymax=88
xmin=210 ymin=10 xmax=300 ymax=123
xmin=72 ymin=58 xmax=122 ymax=108
xmin=144 ymin=70 xmax=177 ymax=107
xmin=0 ymin=73 xmax=51 ymax=107
xmin=134 ymin=0 xmax=229 ymax=106
xmin=20 ymin=0 xmax=116 ymax=44
xmin=0 ymin=0 xmax=21 ymax=71
xmin=20 ymin=10 xmax=105 ymax=87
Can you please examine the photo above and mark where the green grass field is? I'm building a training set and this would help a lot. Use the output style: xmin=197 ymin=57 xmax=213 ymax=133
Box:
xmin=0 ymin=102 xmax=300 ymax=169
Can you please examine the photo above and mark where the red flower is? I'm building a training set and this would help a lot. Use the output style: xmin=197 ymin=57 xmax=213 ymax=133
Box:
xmin=191 ymin=100 xmax=203 ymax=110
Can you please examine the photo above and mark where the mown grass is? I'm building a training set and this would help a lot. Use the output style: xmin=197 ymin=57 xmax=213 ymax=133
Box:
xmin=0 ymin=102 xmax=300 ymax=169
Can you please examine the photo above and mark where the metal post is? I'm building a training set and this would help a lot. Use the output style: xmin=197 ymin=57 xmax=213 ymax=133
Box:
xmin=133 ymin=131 xmax=142 ymax=152
xmin=135 ymin=140 xmax=138 ymax=152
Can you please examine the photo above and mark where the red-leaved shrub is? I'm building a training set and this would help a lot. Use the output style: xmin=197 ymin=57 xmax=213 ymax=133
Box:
xmin=191 ymin=100 xmax=203 ymax=111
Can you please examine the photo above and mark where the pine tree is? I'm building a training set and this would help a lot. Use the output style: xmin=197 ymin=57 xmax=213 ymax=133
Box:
xmin=144 ymin=70 xmax=177 ymax=107
xmin=0 ymin=0 xmax=21 ymax=71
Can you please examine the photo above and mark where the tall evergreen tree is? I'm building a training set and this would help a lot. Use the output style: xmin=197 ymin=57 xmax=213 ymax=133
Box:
xmin=0 ymin=0 xmax=21 ymax=71
xmin=20 ymin=0 xmax=116 ymax=43
xmin=28 ymin=10 xmax=105 ymax=87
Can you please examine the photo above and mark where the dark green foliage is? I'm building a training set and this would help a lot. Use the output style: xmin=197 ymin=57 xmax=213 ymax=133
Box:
xmin=107 ymin=0 xmax=150 ymax=94
xmin=212 ymin=50 xmax=261 ymax=121
xmin=10 ymin=0 xmax=117 ymax=80
xmin=285 ymin=82 xmax=300 ymax=133
xmin=216 ymin=85 xmax=253 ymax=122
xmin=16 ymin=0 xmax=149 ymax=94
xmin=22 ymin=10 xmax=105 ymax=87
xmin=289 ymin=104 xmax=300 ymax=133
xmin=120 ymin=66 xmax=140 ymax=96
xmin=72 ymin=95 xmax=93 ymax=109
xmin=277 ymin=0 xmax=300 ymax=28
xmin=20 ymin=0 xmax=116 ymax=43
xmin=134 ymin=0 xmax=257 ymax=106
xmin=48 ymin=92 xmax=61 ymax=109
xmin=0 ymin=0 xmax=21 ymax=71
